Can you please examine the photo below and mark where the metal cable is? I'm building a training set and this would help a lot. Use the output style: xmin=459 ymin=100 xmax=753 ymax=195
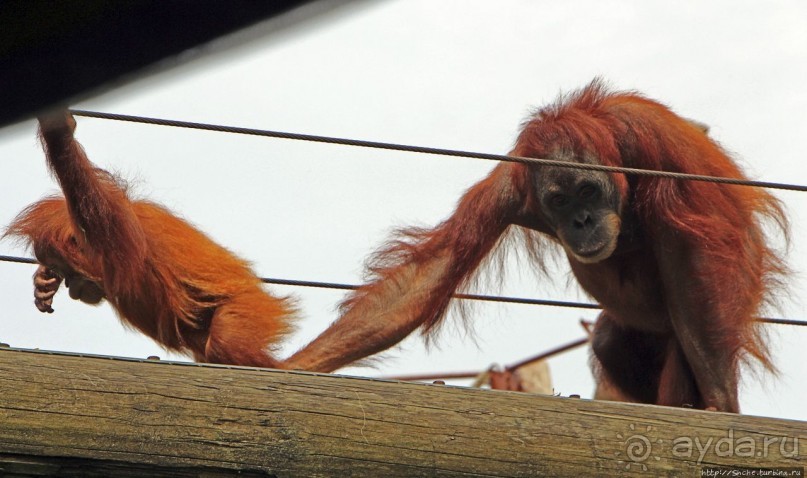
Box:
xmin=0 ymin=255 xmax=36 ymax=265
xmin=0 ymin=254 xmax=602 ymax=310
xmin=382 ymin=336 xmax=591 ymax=382
xmin=6 ymin=112 xmax=805 ymax=325
xmin=0 ymin=254 xmax=803 ymax=326
xmin=259 ymin=276 xmax=602 ymax=309
xmin=69 ymin=109 xmax=807 ymax=193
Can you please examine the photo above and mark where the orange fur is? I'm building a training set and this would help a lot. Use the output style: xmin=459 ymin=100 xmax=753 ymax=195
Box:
xmin=286 ymin=80 xmax=787 ymax=412
xmin=6 ymin=113 xmax=295 ymax=367
xmin=516 ymin=81 xmax=786 ymax=372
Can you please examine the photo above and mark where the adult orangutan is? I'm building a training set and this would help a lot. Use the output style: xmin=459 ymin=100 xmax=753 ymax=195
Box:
xmin=7 ymin=111 xmax=296 ymax=367
xmin=285 ymin=80 xmax=787 ymax=412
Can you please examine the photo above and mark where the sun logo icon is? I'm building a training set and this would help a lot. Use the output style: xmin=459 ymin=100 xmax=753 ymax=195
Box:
xmin=614 ymin=424 xmax=663 ymax=471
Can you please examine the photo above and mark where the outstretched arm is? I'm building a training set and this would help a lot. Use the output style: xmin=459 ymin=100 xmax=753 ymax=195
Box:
xmin=284 ymin=163 xmax=528 ymax=372
xmin=37 ymin=111 xmax=148 ymax=295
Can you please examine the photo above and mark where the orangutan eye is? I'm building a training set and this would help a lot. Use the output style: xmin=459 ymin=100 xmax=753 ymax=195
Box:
xmin=578 ymin=184 xmax=596 ymax=198
xmin=550 ymin=194 xmax=568 ymax=208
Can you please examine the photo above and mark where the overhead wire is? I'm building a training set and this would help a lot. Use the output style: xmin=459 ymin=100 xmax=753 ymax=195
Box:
xmin=69 ymin=110 xmax=807 ymax=193
xmin=0 ymin=253 xmax=803 ymax=326
xmin=2 ymin=111 xmax=805 ymax=327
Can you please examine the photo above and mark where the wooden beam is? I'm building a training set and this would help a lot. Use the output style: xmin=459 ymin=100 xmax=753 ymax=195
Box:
xmin=0 ymin=348 xmax=803 ymax=477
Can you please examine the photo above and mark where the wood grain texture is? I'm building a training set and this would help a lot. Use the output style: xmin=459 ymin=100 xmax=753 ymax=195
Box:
xmin=0 ymin=348 xmax=803 ymax=477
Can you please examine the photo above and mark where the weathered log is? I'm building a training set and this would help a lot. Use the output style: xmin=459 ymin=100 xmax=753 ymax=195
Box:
xmin=0 ymin=348 xmax=803 ymax=477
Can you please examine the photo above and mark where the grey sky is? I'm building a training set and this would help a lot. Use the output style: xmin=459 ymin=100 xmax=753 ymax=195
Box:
xmin=1 ymin=0 xmax=805 ymax=420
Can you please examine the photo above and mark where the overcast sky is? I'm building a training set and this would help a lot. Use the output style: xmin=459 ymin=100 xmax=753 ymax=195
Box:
xmin=1 ymin=0 xmax=805 ymax=421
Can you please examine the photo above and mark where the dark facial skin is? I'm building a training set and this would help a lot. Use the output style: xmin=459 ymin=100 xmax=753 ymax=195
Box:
xmin=533 ymin=154 xmax=623 ymax=264
xmin=32 ymin=262 xmax=105 ymax=313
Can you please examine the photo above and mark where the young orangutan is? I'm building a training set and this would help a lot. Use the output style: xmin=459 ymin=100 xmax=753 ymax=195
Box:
xmin=8 ymin=111 xmax=296 ymax=367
